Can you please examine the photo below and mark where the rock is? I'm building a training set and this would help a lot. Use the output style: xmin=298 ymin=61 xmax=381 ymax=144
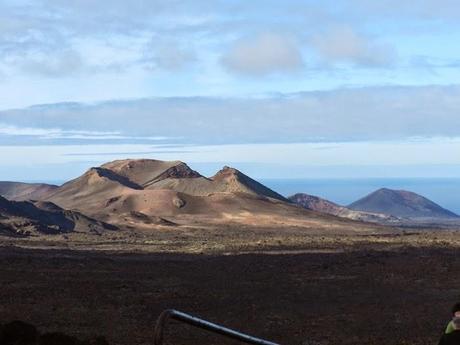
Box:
xmin=172 ymin=197 xmax=186 ymax=208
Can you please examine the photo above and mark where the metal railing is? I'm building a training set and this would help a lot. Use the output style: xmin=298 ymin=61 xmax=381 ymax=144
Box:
xmin=153 ymin=309 xmax=280 ymax=345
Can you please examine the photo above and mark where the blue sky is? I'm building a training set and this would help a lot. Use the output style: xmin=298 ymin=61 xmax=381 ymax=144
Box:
xmin=0 ymin=0 xmax=460 ymax=181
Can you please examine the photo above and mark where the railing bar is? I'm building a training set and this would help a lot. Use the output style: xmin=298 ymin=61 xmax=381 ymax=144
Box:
xmin=153 ymin=309 xmax=281 ymax=345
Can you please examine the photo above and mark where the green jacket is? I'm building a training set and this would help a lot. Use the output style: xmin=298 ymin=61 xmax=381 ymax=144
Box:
xmin=446 ymin=321 xmax=455 ymax=334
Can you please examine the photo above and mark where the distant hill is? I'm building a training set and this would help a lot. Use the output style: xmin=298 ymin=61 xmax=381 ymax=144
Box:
xmin=0 ymin=196 xmax=115 ymax=236
xmin=348 ymin=188 xmax=459 ymax=219
xmin=0 ymin=182 xmax=58 ymax=201
xmin=289 ymin=193 xmax=343 ymax=215
xmin=289 ymin=193 xmax=399 ymax=224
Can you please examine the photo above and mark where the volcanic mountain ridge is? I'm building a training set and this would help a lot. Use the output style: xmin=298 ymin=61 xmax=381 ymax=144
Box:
xmin=289 ymin=193 xmax=400 ymax=224
xmin=348 ymin=188 xmax=459 ymax=219
xmin=0 ymin=181 xmax=58 ymax=201
xmin=41 ymin=159 xmax=377 ymax=231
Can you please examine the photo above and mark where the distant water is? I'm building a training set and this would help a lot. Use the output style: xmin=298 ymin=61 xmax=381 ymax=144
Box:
xmin=26 ymin=180 xmax=65 ymax=186
xmin=260 ymin=178 xmax=460 ymax=215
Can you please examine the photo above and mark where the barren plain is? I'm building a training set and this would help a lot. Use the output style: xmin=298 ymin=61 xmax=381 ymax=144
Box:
xmin=2 ymin=227 xmax=460 ymax=345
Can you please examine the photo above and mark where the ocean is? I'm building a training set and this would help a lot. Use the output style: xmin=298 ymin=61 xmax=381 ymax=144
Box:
xmin=260 ymin=178 xmax=460 ymax=215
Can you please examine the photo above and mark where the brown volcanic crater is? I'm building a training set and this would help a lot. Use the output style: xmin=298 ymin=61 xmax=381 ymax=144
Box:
xmin=46 ymin=159 xmax=289 ymax=216
xmin=101 ymin=159 xmax=202 ymax=186
xmin=40 ymin=158 xmax=380 ymax=232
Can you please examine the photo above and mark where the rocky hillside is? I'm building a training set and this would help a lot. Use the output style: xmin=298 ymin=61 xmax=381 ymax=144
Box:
xmin=0 ymin=182 xmax=58 ymax=201
xmin=348 ymin=188 xmax=459 ymax=219
xmin=289 ymin=193 xmax=399 ymax=224
xmin=0 ymin=195 xmax=116 ymax=236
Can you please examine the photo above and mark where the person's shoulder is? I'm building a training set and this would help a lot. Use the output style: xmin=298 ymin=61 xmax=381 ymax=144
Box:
xmin=446 ymin=321 xmax=455 ymax=334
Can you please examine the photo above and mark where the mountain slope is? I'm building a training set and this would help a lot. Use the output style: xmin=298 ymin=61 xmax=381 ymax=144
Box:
xmin=210 ymin=166 xmax=288 ymax=201
xmin=149 ymin=166 xmax=288 ymax=200
xmin=289 ymin=193 xmax=344 ymax=215
xmin=348 ymin=188 xmax=459 ymax=219
xmin=0 ymin=196 xmax=116 ymax=236
xmin=289 ymin=193 xmax=399 ymax=224
xmin=0 ymin=182 xmax=58 ymax=201
xmin=46 ymin=167 xmax=143 ymax=211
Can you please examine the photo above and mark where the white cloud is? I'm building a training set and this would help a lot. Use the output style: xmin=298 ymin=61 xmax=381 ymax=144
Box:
xmin=0 ymin=1 xmax=210 ymax=78
xmin=221 ymin=33 xmax=304 ymax=76
xmin=143 ymin=39 xmax=196 ymax=71
xmin=347 ymin=0 xmax=460 ymax=20
xmin=311 ymin=26 xmax=396 ymax=67
xmin=1 ymin=138 xmax=460 ymax=179
xmin=1 ymin=85 xmax=460 ymax=145
xmin=0 ymin=124 xmax=120 ymax=139
xmin=1 ymin=0 xmax=459 ymax=104
xmin=0 ymin=123 xmax=172 ymax=141
xmin=18 ymin=49 xmax=84 ymax=77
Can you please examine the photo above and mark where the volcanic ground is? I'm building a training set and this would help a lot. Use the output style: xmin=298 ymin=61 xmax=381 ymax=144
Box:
xmin=1 ymin=230 xmax=460 ymax=345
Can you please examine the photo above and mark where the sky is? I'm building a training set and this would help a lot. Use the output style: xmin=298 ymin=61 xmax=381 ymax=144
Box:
xmin=1 ymin=0 xmax=460 ymax=181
